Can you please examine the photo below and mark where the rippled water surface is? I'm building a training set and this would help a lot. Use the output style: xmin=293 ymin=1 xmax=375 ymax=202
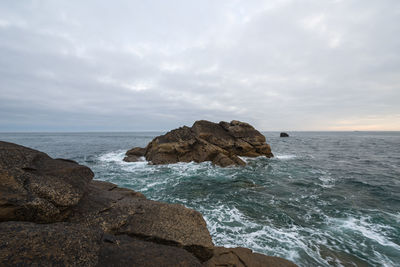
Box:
xmin=1 ymin=131 xmax=399 ymax=266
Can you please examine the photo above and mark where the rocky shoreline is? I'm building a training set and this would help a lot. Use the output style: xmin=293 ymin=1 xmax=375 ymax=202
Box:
xmin=124 ymin=120 xmax=274 ymax=167
xmin=0 ymin=141 xmax=296 ymax=266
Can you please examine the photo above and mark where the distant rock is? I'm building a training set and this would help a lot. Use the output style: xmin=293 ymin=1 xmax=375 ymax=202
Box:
xmin=280 ymin=132 xmax=289 ymax=137
xmin=124 ymin=120 xmax=273 ymax=167
xmin=0 ymin=141 xmax=296 ymax=266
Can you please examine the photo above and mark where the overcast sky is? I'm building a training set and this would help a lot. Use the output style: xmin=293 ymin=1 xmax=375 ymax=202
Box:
xmin=0 ymin=0 xmax=399 ymax=131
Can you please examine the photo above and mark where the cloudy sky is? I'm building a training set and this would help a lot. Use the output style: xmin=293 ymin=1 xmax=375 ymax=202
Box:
xmin=0 ymin=0 xmax=399 ymax=131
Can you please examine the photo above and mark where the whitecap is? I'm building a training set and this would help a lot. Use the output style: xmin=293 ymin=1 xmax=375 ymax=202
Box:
xmin=330 ymin=217 xmax=400 ymax=250
xmin=98 ymin=150 xmax=126 ymax=163
xmin=276 ymin=154 xmax=297 ymax=160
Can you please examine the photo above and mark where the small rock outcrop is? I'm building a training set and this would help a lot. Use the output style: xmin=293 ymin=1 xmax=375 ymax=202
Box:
xmin=124 ymin=147 xmax=146 ymax=162
xmin=124 ymin=120 xmax=273 ymax=167
xmin=280 ymin=132 xmax=289 ymax=137
xmin=0 ymin=141 xmax=296 ymax=266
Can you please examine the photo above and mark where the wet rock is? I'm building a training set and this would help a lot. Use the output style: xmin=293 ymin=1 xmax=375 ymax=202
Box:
xmin=0 ymin=141 xmax=93 ymax=223
xmin=124 ymin=120 xmax=273 ymax=167
xmin=280 ymin=132 xmax=289 ymax=137
xmin=204 ymin=247 xmax=298 ymax=267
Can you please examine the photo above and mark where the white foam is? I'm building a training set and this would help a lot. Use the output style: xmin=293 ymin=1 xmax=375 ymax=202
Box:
xmin=98 ymin=150 xmax=126 ymax=163
xmin=276 ymin=154 xmax=297 ymax=160
xmin=330 ymin=217 xmax=400 ymax=250
xmin=318 ymin=175 xmax=335 ymax=188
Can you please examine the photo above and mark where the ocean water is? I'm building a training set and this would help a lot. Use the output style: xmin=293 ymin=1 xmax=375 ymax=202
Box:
xmin=1 ymin=131 xmax=399 ymax=266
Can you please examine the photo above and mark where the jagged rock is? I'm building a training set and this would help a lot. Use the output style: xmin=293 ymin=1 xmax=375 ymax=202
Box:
xmin=68 ymin=180 xmax=214 ymax=262
xmin=123 ymin=147 xmax=146 ymax=162
xmin=0 ymin=141 xmax=93 ymax=223
xmin=204 ymin=247 xmax=298 ymax=267
xmin=124 ymin=120 xmax=273 ymax=167
xmin=280 ymin=132 xmax=289 ymax=137
xmin=98 ymin=234 xmax=202 ymax=267
xmin=0 ymin=221 xmax=102 ymax=266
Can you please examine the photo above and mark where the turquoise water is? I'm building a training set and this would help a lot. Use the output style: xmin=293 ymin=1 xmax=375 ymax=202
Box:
xmin=1 ymin=132 xmax=399 ymax=266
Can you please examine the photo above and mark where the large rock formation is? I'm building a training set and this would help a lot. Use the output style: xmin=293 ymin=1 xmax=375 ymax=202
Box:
xmin=0 ymin=141 xmax=296 ymax=266
xmin=124 ymin=120 xmax=273 ymax=167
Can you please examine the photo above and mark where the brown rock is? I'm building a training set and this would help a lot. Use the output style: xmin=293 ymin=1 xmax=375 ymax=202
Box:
xmin=204 ymin=247 xmax=298 ymax=267
xmin=98 ymin=234 xmax=202 ymax=267
xmin=0 ymin=141 xmax=93 ymax=223
xmin=124 ymin=120 xmax=273 ymax=167
xmin=0 ymin=221 xmax=102 ymax=266
xmin=68 ymin=180 xmax=214 ymax=262
xmin=123 ymin=147 xmax=146 ymax=162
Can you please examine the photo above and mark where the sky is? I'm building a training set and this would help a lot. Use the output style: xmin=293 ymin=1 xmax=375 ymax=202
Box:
xmin=0 ymin=0 xmax=399 ymax=131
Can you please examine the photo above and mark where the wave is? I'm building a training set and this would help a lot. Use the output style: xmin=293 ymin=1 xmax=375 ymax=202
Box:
xmin=276 ymin=154 xmax=297 ymax=160
xmin=329 ymin=216 xmax=400 ymax=250
xmin=98 ymin=150 xmax=126 ymax=163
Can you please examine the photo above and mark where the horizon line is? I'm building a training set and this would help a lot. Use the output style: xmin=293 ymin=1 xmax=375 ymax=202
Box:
xmin=1 ymin=130 xmax=400 ymax=133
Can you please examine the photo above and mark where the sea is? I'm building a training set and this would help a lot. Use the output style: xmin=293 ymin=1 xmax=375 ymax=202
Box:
xmin=0 ymin=131 xmax=399 ymax=266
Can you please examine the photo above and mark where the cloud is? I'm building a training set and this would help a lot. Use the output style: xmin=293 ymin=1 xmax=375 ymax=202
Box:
xmin=0 ymin=0 xmax=399 ymax=131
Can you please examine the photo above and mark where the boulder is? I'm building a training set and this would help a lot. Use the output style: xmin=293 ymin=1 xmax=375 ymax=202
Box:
xmin=0 ymin=141 xmax=93 ymax=223
xmin=124 ymin=120 xmax=273 ymax=167
xmin=98 ymin=234 xmax=202 ymax=267
xmin=204 ymin=247 xmax=298 ymax=267
xmin=68 ymin=180 xmax=214 ymax=261
xmin=0 ymin=221 xmax=203 ymax=267
xmin=280 ymin=132 xmax=289 ymax=137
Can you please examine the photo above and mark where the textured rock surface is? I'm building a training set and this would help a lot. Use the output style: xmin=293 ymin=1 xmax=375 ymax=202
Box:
xmin=68 ymin=180 xmax=214 ymax=261
xmin=204 ymin=247 xmax=298 ymax=267
xmin=0 ymin=221 xmax=102 ymax=266
xmin=124 ymin=120 xmax=273 ymax=167
xmin=0 ymin=141 xmax=297 ymax=266
xmin=98 ymin=234 xmax=202 ymax=267
xmin=0 ymin=141 xmax=93 ymax=222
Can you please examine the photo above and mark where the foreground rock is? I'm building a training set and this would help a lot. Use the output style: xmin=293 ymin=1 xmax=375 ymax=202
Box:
xmin=205 ymin=247 xmax=298 ymax=267
xmin=0 ymin=141 xmax=296 ymax=266
xmin=0 ymin=141 xmax=93 ymax=223
xmin=124 ymin=120 xmax=273 ymax=167
xmin=68 ymin=180 xmax=214 ymax=261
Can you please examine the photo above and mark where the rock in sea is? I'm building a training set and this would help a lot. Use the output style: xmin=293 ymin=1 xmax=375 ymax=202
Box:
xmin=0 ymin=141 xmax=297 ymax=266
xmin=280 ymin=132 xmax=289 ymax=137
xmin=124 ymin=120 xmax=274 ymax=167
